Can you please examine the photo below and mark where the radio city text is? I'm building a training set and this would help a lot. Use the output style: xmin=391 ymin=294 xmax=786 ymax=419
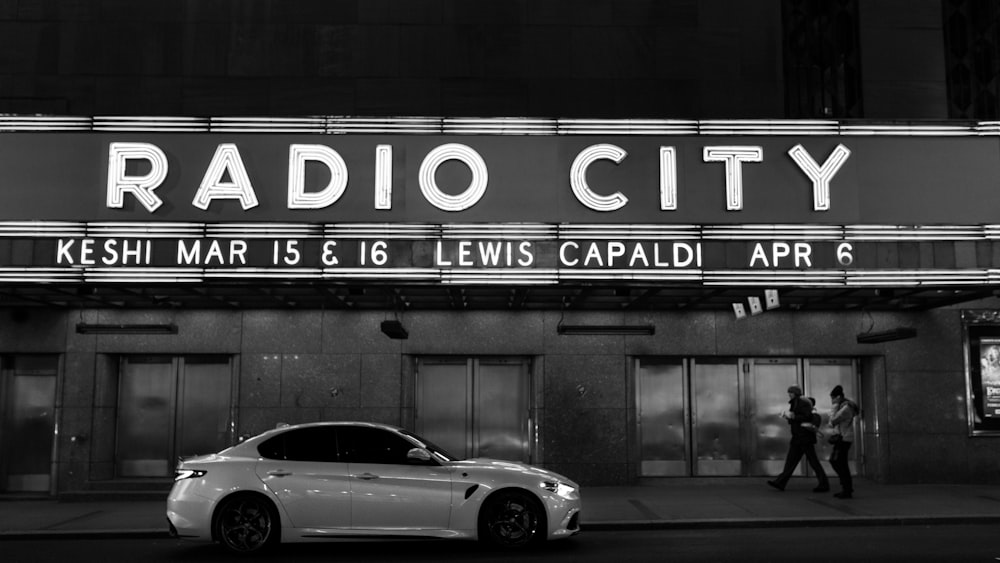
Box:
xmin=106 ymin=141 xmax=850 ymax=214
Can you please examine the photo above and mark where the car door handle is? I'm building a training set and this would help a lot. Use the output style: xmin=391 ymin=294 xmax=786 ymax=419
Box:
xmin=355 ymin=472 xmax=379 ymax=480
xmin=267 ymin=470 xmax=292 ymax=477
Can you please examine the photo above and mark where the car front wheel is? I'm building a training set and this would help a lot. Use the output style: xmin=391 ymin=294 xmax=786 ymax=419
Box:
xmin=214 ymin=494 xmax=278 ymax=554
xmin=478 ymin=489 xmax=546 ymax=548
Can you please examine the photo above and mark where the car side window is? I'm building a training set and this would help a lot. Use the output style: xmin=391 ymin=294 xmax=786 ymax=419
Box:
xmin=338 ymin=426 xmax=416 ymax=465
xmin=258 ymin=427 xmax=339 ymax=462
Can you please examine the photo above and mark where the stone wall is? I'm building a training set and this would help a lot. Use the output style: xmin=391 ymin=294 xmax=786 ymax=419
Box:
xmin=4 ymin=303 xmax=999 ymax=489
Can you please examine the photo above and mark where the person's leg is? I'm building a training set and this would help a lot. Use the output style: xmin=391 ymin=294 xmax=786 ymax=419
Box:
xmin=770 ymin=442 xmax=804 ymax=489
xmin=804 ymin=445 xmax=829 ymax=490
xmin=829 ymin=442 xmax=844 ymax=483
xmin=840 ymin=442 xmax=853 ymax=493
xmin=831 ymin=441 xmax=853 ymax=497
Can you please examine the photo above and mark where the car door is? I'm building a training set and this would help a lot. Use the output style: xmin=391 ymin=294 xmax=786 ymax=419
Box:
xmin=340 ymin=426 xmax=454 ymax=530
xmin=254 ymin=426 xmax=351 ymax=529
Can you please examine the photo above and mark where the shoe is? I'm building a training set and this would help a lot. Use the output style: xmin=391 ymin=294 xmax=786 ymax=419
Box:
xmin=813 ymin=485 xmax=830 ymax=493
xmin=833 ymin=491 xmax=852 ymax=499
xmin=767 ymin=480 xmax=785 ymax=491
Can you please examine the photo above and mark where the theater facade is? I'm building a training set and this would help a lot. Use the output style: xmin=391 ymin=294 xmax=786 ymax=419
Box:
xmin=1 ymin=116 xmax=999 ymax=496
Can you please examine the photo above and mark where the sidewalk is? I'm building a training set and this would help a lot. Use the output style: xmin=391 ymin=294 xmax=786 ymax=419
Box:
xmin=2 ymin=478 xmax=1000 ymax=539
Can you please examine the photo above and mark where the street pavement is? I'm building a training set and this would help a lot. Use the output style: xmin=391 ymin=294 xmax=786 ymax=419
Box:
xmin=1 ymin=478 xmax=1000 ymax=539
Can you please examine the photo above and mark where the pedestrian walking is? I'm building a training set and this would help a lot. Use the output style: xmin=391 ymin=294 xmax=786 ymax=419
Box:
xmin=828 ymin=384 xmax=858 ymax=498
xmin=767 ymin=385 xmax=830 ymax=492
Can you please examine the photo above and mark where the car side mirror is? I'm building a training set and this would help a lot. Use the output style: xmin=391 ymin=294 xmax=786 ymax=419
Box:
xmin=406 ymin=447 xmax=433 ymax=464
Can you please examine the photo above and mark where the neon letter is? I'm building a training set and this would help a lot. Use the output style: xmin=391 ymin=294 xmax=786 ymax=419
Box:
xmin=703 ymin=146 xmax=763 ymax=210
xmin=787 ymin=144 xmax=851 ymax=211
xmin=660 ymin=146 xmax=677 ymax=210
xmin=107 ymin=142 xmax=168 ymax=212
xmin=287 ymin=144 xmax=348 ymax=209
xmin=374 ymin=145 xmax=393 ymax=210
xmin=192 ymin=144 xmax=259 ymax=210
xmin=419 ymin=144 xmax=488 ymax=212
xmin=570 ymin=144 xmax=628 ymax=211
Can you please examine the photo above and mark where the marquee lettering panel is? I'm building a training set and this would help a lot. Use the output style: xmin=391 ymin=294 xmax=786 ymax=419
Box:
xmin=3 ymin=119 xmax=1000 ymax=287
xmin=0 ymin=222 xmax=996 ymax=286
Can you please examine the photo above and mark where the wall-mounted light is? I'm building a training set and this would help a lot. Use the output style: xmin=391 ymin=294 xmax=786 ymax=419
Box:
xmin=557 ymin=324 xmax=655 ymax=336
xmin=75 ymin=323 xmax=178 ymax=335
xmin=380 ymin=319 xmax=409 ymax=339
xmin=856 ymin=327 xmax=917 ymax=344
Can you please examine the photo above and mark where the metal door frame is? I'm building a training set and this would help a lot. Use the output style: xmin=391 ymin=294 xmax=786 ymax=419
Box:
xmin=634 ymin=356 xmax=862 ymax=478
xmin=744 ymin=357 xmax=801 ymax=477
xmin=634 ymin=357 xmax=690 ymax=476
xmin=115 ymin=356 xmax=179 ymax=478
xmin=691 ymin=357 xmax=744 ymax=476
xmin=473 ymin=358 xmax=531 ymax=461
xmin=804 ymin=357 xmax=862 ymax=476
xmin=0 ymin=354 xmax=61 ymax=494
xmin=115 ymin=355 xmax=234 ymax=477
xmin=414 ymin=356 xmax=534 ymax=463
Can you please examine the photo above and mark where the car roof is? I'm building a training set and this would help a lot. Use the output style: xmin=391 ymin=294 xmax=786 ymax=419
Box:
xmin=275 ymin=421 xmax=401 ymax=431
xmin=225 ymin=421 xmax=409 ymax=454
xmin=251 ymin=421 xmax=403 ymax=440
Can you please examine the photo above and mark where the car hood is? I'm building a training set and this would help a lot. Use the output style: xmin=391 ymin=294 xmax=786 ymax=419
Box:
xmin=450 ymin=458 xmax=578 ymax=486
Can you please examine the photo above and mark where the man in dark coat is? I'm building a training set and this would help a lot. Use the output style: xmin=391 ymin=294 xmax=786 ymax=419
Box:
xmin=767 ymin=385 xmax=829 ymax=492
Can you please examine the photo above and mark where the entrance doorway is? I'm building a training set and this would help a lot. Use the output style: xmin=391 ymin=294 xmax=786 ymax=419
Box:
xmin=0 ymin=355 xmax=58 ymax=492
xmin=415 ymin=357 xmax=531 ymax=462
xmin=636 ymin=357 xmax=858 ymax=477
xmin=116 ymin=355 xmax=233 ymax=477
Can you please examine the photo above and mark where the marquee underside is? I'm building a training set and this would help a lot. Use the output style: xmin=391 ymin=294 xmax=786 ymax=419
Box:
xmin=0 ymin=282 xmax=988 ymax=312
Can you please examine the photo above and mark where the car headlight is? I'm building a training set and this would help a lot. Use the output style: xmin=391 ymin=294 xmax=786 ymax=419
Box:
xmin=174 ymin=469 xmax=207 ymax=481
xmin=541 ymin=480 xmax=576 ymax=499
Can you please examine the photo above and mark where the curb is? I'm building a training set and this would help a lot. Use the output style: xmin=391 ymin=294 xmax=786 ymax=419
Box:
xmin=0 ymin=529 xmax=169 ymax=541
xmin=4 ymin=515 xmax=1000 ymax=540
xmin=581 ymin=514 xmax=1000 ymax=531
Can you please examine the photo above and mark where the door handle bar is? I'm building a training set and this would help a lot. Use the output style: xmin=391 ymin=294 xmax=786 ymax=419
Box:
xmin=355 ymin=472 xmax=380 ymax=480
xmin=267 ymin=470 xmax=292 ymax=477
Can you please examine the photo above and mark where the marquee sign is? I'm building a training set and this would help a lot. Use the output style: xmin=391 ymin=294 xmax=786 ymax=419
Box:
xmin=1 ymin=222 xmax=996 ymax=286
xmin=1 ymin=118 xmax=999 ymax=286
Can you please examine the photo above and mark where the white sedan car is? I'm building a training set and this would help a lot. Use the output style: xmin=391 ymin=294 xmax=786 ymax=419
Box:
xmin=167 ymin=421 xmax=582 ymax=553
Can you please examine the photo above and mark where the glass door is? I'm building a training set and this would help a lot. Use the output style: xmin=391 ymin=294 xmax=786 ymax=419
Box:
xmin=636 ymin=359 xmax=687 ymax=476
xmin=747 ymin=358 xmax=801 ymax=477
xmin=116 ymin=355 xmax=232 ymax=477
xmin=691 ymin=359 xmax=742 ymax=476
xmin=805 ymin=358 xmax=859 ymax=475
xmin=117 ymin=357 xmax=174 ymax=477
xmin=636 ymin=357 xmax=860 ymax=477
xmin=476 ymin=360 xmax=530 ymax=461
xmin=0 ymin=355 xmax=58 ymax=492
xmin=415 ymin=357 xmax=531 ymax=462
xmin=414 ymin=359 xmax=470 ymax=459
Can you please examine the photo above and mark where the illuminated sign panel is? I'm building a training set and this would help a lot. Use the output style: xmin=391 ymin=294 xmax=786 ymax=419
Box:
xmin=0 ymin=223 xmax=996 ymax=286
xmin=1 ymin=133 xmax=998 ymax=224
xmin=1 ymin=122 xmax=999 ymax=286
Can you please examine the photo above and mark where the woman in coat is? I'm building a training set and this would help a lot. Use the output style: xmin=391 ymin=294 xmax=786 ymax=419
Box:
xmin=828 ymin=384 xmax=859 ymax=499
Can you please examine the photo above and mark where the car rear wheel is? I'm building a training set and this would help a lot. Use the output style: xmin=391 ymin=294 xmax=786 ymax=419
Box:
xmin=214 ymin=494 xmax=278 ymax=554
xmin=478 ymin=489 xmax=546 ymax=548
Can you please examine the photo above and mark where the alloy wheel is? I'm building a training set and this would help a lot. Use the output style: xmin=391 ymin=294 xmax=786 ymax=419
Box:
xmin=482 ymin=491 xmax=542 ymax=547
xmin=215 ymin=495 xmax=275 ymax=553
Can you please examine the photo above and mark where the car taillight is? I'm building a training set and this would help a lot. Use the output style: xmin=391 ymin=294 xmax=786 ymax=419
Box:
xmin=174 ymin=469 xmax=207 ymax=481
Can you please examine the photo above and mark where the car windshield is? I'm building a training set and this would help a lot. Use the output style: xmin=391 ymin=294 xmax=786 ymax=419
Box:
xmin=399 ymin=429 xmax=463 ymax=462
